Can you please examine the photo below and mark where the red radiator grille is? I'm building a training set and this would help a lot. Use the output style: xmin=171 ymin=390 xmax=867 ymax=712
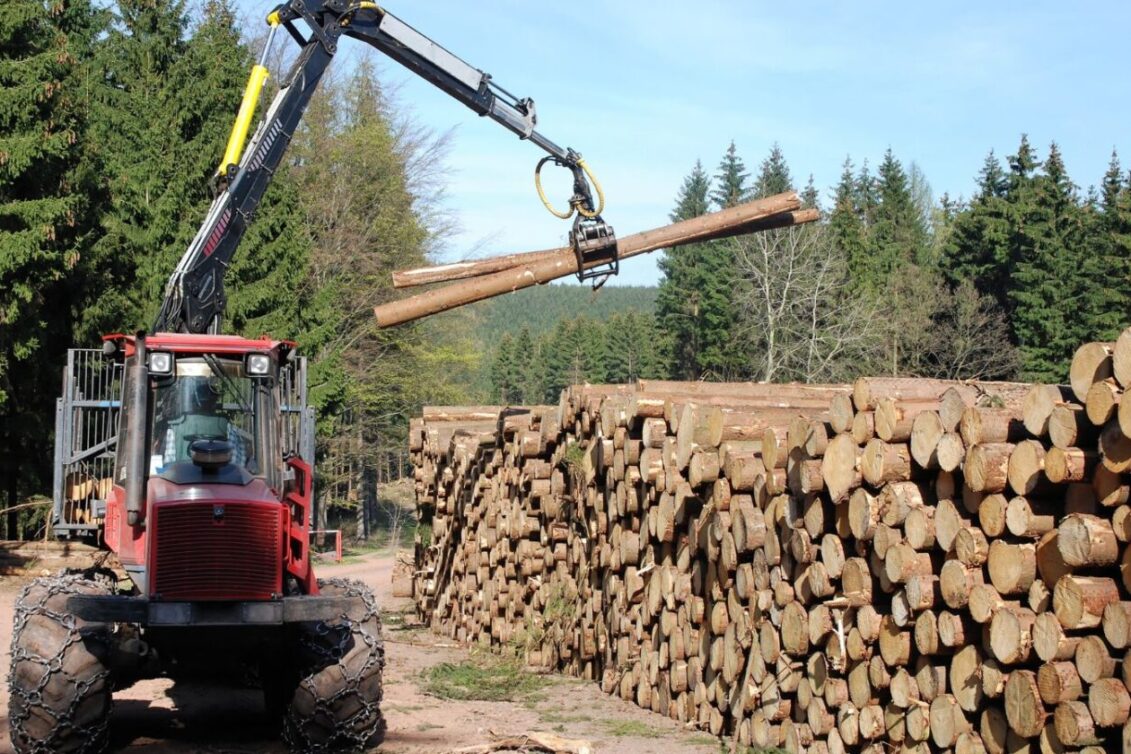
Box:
xmin=151 ymin=501 xmax=283 ymax=601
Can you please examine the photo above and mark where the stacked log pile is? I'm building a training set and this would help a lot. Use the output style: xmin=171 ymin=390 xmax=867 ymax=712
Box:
xmin=411 ymin=334 xmax=1131 ymax=753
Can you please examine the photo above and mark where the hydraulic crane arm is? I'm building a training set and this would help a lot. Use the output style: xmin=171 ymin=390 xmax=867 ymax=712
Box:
xmin=155 ymin=0 xmax=616 ymax=335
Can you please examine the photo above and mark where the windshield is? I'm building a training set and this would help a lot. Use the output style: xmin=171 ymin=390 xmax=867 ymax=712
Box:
xmin=149 ymin=357 xmax=277 ymax=483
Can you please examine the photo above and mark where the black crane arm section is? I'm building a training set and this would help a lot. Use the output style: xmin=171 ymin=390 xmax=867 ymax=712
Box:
xmin=155 ymin=0 xmax=616 ymax=335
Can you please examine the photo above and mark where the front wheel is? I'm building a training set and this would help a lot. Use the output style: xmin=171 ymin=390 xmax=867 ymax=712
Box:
xmin=281 ymin=578 xmax=385 ymax=753
xmin=8 ymin=574 xmax=114 ymax=754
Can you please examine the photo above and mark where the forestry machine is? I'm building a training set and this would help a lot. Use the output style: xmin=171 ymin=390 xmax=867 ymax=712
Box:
xmin=9 ymin=3 xmax=614 ymax=753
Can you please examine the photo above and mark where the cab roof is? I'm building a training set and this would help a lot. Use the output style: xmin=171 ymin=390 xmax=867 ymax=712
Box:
xmin=105 ymin=332 xmax=296 ymax=358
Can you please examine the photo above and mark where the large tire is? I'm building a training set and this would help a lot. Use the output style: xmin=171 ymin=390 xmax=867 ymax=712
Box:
xmin=8 ymin=574 xmax=114 ymax=754
xmin=282 ymin=578 xmax=386 ymax=753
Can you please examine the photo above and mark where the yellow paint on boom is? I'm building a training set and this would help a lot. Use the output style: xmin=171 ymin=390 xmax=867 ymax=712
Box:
xmin=217 ymin=64 xmax=270 ymax=177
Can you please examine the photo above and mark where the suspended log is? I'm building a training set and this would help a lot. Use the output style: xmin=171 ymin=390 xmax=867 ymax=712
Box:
xmin=376 ymin=194 xmax=811 ymax=326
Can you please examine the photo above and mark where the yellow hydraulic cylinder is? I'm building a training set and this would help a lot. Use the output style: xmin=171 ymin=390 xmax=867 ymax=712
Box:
xmin=217 ymin=63 xmax=270 ymax=177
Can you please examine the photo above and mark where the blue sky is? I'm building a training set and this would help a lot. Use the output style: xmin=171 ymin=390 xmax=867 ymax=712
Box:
xmin=234 ymin=1 xmax=1129 ymax=286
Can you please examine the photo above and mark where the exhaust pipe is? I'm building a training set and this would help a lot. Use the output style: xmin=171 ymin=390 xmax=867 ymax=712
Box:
xmin=123 ymin=334 xmax=150 ymax=526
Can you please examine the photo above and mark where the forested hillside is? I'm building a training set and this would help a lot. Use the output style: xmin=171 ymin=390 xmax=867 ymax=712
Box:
xmin=2 ymin=0 xmax=1130 ymax=540
xmin=470 ymin=284 xmax=656 ymax=343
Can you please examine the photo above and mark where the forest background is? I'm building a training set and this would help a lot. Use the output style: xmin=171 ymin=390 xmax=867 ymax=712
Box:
xmin=2 ymin=0 xmax=1129 ymax=538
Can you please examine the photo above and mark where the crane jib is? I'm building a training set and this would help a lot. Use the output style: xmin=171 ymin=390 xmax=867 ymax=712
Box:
xmin=155 ymin=0 xmax=611 ymax=334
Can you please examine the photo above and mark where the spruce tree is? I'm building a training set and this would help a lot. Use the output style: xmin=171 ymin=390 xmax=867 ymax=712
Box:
xmin=604 ymin=311 xmax=664 ymax=383
xmin=801 ymin=175 xmax=821 ymax=213
xmin=513 ymin=327 xmax=538 ymax=403
xmin=193 ymin=1 xmax=312 ymax=341
xmin=752 ymin=143 xmax=793 ymax=199
xmin=655 ymin=161 xmax=711 ymax=379
xmin=0 ymin=0 xmax=102 ymax=533
xmin=490 ymin=334 xmax=516 ymax=402
xmin=655 ymin=150 xmax=748 ymax=379
xmin=855 ymin=159 xmax=880 ymax=230
xmin=978 ymin=150 xmax=1009 ymax=199
xmin=1008 ymin=140 xmax=1090 ymax=380
xmin=830 ymin=158 xmax=868 ymax=293
xmin=865 ymin=149 xmax=928 ymax=290
xmin=1100 ymin=151 xmax=1123 ymax=220
xmin=939 ymin=151 xmax=1012 ymax=311
xmin=711 ymin=141 xmax=749 ymax=209
xmin=541 ymin=317 xmax=606 ymax=396
xmin=77 ymin=0 xmax=279 ymax=336
xmin=1085 ymin=150 xmax=1131 ymax=338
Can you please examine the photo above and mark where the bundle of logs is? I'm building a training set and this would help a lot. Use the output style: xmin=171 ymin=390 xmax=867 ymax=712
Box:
xmin=409 ymin=332 xmax=1131 ymax=753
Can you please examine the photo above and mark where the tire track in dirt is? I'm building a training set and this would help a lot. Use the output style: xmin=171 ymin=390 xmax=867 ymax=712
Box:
xmin=1 ymin=550 xmax=719 ymax=753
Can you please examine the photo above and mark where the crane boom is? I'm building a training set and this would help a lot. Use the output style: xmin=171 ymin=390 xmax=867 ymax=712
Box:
xmin=155 ymin=0 xmax=615 ymax=335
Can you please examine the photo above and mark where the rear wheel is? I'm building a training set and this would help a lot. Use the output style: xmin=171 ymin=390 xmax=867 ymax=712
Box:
xmin=282 ymin=578 xmax=385 ymax=753
xmin=8 ymin=574 xmax=114 ymax=754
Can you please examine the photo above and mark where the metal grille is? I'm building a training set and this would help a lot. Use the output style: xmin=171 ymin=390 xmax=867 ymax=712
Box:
xmin=152 ymin=501 xmax=282 ymax=600
xmin=53 ymin=349 xmax=123 ymax=538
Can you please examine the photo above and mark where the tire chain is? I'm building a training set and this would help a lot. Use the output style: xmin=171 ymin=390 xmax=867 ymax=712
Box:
xmin=282 ymin=577 xmax=386 ymax=753
xmin=8 ymin=573 xmax=114 ymax=754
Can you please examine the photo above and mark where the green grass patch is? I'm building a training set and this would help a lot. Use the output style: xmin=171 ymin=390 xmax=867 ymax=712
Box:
xmin=601 ymin=719 xmax=663 ymax=738
xmin=538 ymin=710 xmax=593 ymax=724
xmin=385 ymin=703 xmax=426 ymax=714
xmin=420 ymin=652 xmax=547 ymax=702
xmin=684 ymin=734 xmax=718 ymax=747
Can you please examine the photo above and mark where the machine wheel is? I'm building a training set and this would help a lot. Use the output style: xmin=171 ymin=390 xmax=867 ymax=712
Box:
xmin=282 ymin=578 xmax=386 ymax=753
xmin=8 ymin=574 xmax=114 ymax=754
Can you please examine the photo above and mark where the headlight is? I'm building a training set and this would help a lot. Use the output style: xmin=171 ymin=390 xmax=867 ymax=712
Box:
xmin=148 ymin=352 xmax=173 ymax=375
xmin=246 ymin=353 xmax=271 ymax=376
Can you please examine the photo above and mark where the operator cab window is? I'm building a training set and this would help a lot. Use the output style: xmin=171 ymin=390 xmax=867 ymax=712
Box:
xmin=150 ymin=358 xmax=259 ymax=477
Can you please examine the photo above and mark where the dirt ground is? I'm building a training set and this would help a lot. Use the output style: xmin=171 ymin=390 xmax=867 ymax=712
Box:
xmin=0 ymin=550 xmax=721 ymax=754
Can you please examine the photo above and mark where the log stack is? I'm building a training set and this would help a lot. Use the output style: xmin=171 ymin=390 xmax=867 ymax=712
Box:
xmin=410 ymin=332 xmax=1131 ymax=753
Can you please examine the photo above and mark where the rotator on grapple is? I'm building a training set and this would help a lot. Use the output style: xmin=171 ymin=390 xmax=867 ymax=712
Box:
xmin=8 ymin=3 xmax=615 ymax=753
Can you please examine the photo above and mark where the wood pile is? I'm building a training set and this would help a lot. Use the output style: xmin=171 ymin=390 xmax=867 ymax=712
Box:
xmin=410 ymin=334 xmax=1131 ymax=753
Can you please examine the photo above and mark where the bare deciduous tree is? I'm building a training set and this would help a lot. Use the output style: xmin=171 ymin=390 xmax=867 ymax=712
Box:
xmin=732 ymin=226 xmax=878 ymax=383
xmin=875 ymin=266 xmax=1019 ymax=380
xmin=923 ymin=279 xmax=1020 ymax=379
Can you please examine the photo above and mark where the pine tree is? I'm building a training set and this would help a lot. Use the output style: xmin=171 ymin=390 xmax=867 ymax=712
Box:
xmin=752 ymin=143 xmax=793 ymax=199
xmin=711 ymin=141 xmax=749 ymax=209
xmin=0 ymin=0 xmax=103 ymax=534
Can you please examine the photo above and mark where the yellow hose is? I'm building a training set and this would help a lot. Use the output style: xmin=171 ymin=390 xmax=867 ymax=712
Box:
xmin=534 ymin=157 xmax=574 ymax=219
xmin=534 ymin=157 xmax=606 ymax=220
xmin=575 ymin=158 xmax=605 ymax=218
xmin=340 ymin=2 xmax=382 ymax=27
